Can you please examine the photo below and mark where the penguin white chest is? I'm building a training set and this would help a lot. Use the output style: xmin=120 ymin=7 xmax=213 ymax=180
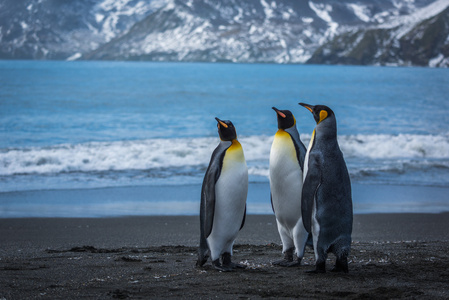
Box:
xmin=269 ymin=130 xmax=303 ymax=226
xmin=304 ymin=129 xmax=320 ymax=259
xmin=211 ymin=141 xmax=248 ymax=241
xmin=303 ymin=129 xmax=315 ymax=183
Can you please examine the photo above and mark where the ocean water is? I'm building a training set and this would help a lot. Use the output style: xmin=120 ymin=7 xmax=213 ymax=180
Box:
xmin=1 ymin=61 xmax=448 ymax=217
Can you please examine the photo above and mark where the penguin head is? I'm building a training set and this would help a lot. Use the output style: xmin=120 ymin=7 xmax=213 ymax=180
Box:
xmin=272 ymin=107 xmax=296 ymax=130
xmin=215 ymin=117 xmax=237 ymax=141
xmin=298 ymin=103 xmax=335 ymax=126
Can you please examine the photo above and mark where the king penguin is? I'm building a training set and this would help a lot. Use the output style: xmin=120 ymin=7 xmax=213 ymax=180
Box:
xmin=269 ymin=107 xmax=309 ymax=267
xmin=299 ymin=103 xmax=353 ymax=273
xmin=197 ymin=117 xmax=248 ymax=271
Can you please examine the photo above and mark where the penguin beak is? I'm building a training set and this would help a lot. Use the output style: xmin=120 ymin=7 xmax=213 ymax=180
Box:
xmin=215 ymin=117 xmax=228 ymax=128
xmin=299 ymin=103 xmax=328 ymax=124
xmin=299 ymin=103 xmax=314 ymax=113
xmin=272 ymin=107 xmax=286 ymax=118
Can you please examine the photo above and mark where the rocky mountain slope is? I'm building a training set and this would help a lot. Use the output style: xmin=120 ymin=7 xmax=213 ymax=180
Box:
xmin=0 ymin=0 xmax=166 ymax=60
xmin=1 ymin=0 xmax=448 ymax=66
xmin=308 ymin=0 xmax=449 ymax=66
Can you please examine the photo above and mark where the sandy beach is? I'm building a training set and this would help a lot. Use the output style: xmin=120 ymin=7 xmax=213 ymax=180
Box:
xmin=1 ymin=213 xmax=448 ymax=299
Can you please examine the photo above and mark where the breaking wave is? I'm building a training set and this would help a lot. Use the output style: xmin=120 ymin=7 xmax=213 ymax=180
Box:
xmin=1 ymin=133 xmax=448 ymax=191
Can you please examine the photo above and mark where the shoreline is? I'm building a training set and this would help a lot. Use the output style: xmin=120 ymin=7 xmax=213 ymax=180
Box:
xmin=1 ymin=214 xmax=449 ymax=298
xmin=1 ymin=182 xmax=449 ymax=218
xmin=1 ymin=213 xmax=448 ymax=251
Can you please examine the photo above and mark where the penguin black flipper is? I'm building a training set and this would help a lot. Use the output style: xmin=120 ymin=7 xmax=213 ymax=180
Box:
xmin=293 ymin=139 xmax=306 ymax=172
xmin=201 ymin=168 xmax=216 ymax=239
xmin=198 ymin=143 xmax=229 ymax=267
xmin=198 ymin=157 xmax=218 ymax=266
xmin=270 ymin=194 xmax=275 ymax=213
xmin=285 ymin=127 xmax=307 ymax=171
xmin=201 ymin=143 xmax=228 ymax=238
xmin=240 ymin=204 xmax=247 ymax=230
xmin=301 ymin=153 xmax=322 ymax=233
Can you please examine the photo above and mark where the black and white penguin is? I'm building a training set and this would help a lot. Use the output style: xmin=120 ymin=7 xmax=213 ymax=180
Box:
xmin=197 ymin=117 xmax=248 ymax=271
xmin=299 ymin=103 xmax=353 ymax=273
xmin=269 ymin=107 xmax=309 ymax=267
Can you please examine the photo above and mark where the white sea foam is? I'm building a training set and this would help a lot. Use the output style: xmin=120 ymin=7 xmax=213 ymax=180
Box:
xmin=0 ymin=138 xmax=212 ymax=175
xmin=339 ymin=134 xmax=449 ymax=159
xmin=1 ymin=134 xmax=448 ymax=177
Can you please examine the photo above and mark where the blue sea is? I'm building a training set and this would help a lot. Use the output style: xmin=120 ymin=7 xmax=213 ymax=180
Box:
xmin=1 ymin=60 xmax=448 ymax=217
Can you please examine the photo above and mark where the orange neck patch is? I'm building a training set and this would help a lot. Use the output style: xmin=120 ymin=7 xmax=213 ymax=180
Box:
xmin=318 ymin=110 xmax=328 ymax=124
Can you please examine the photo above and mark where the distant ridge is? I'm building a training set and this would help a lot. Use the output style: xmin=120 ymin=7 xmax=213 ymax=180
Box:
xmin=1 ymin=0 xmax=448 ymax=67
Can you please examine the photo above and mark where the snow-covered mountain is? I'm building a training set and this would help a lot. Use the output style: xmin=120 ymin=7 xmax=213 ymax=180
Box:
xmin=308 ymin=0 xmax=449 ymax=67
xmin=0 ymin=0 xmax=166 ymax=60
xmin=1 ymin=0 xmax=448 ymax=67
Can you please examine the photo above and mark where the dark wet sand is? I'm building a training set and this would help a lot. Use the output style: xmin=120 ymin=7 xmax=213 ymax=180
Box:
xmin=1 ymin=213 xmax=449 ymax=299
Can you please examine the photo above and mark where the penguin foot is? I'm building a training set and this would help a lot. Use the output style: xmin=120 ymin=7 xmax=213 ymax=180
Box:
xmin=306 ymin=261 xmax=326 ymax=274
xmin=272 ymin=258 xmax=301 ymax=267
xmin=331 ymin=257 xmax=349 ymax=273
xmin=285 ymin=258 xmax=302 ymax=267
xmin=271 ymin=259 xmax=292 ymax=266
xmin=272 ymin=248 xmax=295 ymax=266
xmin=212 ymin=259 xmax=233 ymax=272
xmin=213 ymin=265 xmax=233 ymax=272
xmin=221 ymin=253 xmax=246 ymax=270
